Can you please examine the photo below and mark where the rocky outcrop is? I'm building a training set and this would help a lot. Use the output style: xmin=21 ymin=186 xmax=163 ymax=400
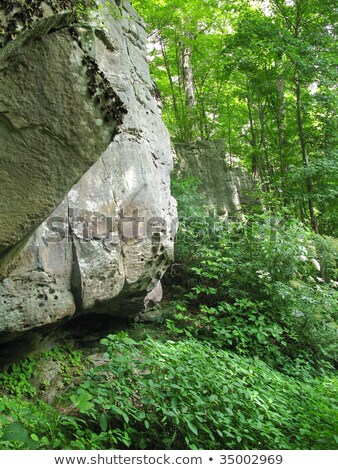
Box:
xmin=0 ymin=0 xmax=177 ymax=340
xmin=0 ymin=2 xmax=119 ymax=255
xmin=175 ymin=140 xmax=253 ymax=215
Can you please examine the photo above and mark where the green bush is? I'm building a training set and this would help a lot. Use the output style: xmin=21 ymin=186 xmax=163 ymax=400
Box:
xmin=168 ymin=178 xmax=338 ymax=370
xmin=0 ymin=395 xmax=63 ymax=449
xmin=1 ymin=334 xmax=337 ymax=450
xmin=0 ymin=357 xmax=38 ymax=398
xmin=68 ymin=333 xmax=338 ymax=450
xmin=0 ymin=344 xmax=90 ymax=450
xmin=169 ymin=176 xmax=215 ymax=282
xmin=0 ymin=181 xmax=337 ymax=451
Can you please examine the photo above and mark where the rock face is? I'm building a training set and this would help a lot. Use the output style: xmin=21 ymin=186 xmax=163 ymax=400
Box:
xmin=175 ymin=140 xmax=253 ymax=215
xmin=0 ymin=0 xmax=177 ymax=340
xmin=0 ymin=6 xmax=114 ymax=255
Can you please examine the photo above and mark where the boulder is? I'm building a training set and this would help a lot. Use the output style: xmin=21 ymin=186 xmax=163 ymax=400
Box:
xmin=0 ymin=6 xmax=113 ymax=255
xmin=0 ymin=0 xmax=177 ymax=340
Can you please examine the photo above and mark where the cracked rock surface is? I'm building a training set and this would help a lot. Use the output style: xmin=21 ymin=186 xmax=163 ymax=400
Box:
xmin=0 ymin=0 xmax=177 ymax=339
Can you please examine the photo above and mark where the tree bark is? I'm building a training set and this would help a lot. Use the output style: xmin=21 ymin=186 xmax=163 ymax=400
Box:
xmin=180 ymin=32 xmax=196 ymax=140
xmin=295 ymin=70 xmax=318 ymax=232
xmin=258 ymin=98 xmax=272 ymax=192
xmin=276 ymin=78 xmax=287 ymax=185
xmin=247 ymin=97 xmax=260 ymax=182
xmin=181 ymin=40 xmax=196 ymax=109
xmin=159 ymin=36 xmax=182 ymax=139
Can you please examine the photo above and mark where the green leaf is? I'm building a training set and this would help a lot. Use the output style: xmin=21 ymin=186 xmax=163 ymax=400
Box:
xmin=99 ymin=413 xmax=108 ymax=432
xmin=2 ymin=423 xmax=29 ymax=442
xmin=2 ymin=423 xmax=38 ymax=449
xmin=186 ymin=420 xmax=198 ymax=436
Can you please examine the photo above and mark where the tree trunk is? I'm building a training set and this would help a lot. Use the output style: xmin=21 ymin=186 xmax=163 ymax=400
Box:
xmin=258 ymin=99 xmax=272 ymax=192
xmin=181 ymin=42 xmax=196 ymax=109
xmin=227 ymin=100 xmax=233 ymax=166
xmin=180 ymin=32 xmax=196 ymax=140
xmin=276 ymin=78 xmax=287 ymax=186
xmin=159 ymin=37 xmax=182 ymax=139
xmin=247 ymin=97 xmax=260 ymax=182
xmin=295 ymin=70 xmax=318 ymax=232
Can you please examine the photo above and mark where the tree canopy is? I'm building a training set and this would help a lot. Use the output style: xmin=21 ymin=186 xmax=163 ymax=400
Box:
xmin=133 ymin=0 xmax=338 ymax=235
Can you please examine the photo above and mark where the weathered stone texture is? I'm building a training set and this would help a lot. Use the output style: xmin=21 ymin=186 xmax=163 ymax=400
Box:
xmin=175 ymin=140 xmax=253 ymax=215
xmin=0 ymin=0 xmax=177 ymax=339
xmin=0 ymin=13 xmax=112 ymax=254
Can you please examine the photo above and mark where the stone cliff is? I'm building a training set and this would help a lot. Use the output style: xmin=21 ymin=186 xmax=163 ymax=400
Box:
xmin=175 ymin=140 xmax=253 ymax=216
xmin=0 ymin=0 xmax=177 ymax=341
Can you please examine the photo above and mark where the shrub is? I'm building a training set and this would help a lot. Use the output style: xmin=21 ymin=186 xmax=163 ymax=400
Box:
xmin=68 ymin=333 xmax=338 ymax=450
xmin=168 ymin=178 xmax=338 ymax=370
xmin=0 ymin=395 xmax=64 ymax=449
xmin=0 ymin=357 xmax=38 ymax=398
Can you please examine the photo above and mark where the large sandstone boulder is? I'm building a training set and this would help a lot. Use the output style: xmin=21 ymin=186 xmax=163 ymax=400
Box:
xmin=0 ymin=6 xmax=113 ymax=255
xmin=0 ymin=0 xmax=177 ymax=340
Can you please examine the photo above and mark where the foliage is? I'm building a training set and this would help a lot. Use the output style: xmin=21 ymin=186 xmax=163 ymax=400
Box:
xmin=133 ymin=0 xmax=338 ymax=235
xmin=67 ymin=334 xmax=338 ymax=450
xmin=0 ymin=395 xmax=61 ymax=450
xmin=0 ymin=344 xmax=86 ymax=400
xmin=0 ymin=332 xmax=337 ymax=450
xmin=169 ymin=176 xmax=215 ymax=273
xmin=0 ymin=0 xmax=337 ymax=453
xmin=168 ymin=178 xmax=338 ymax=371
xmin=0 ymin=357 xmax=38 ymax=399
xmin=74 ymin=0 xmax=98 ymax=18
xmin=0 ymin=344 xmax=91 ymax=450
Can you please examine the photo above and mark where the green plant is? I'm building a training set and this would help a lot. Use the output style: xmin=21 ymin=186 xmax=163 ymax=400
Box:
xmin=1 ymin=333 xmax=336 ymax=450
xmin=68 ymin=333 xmax=338 ymax=450
xmin=167 ymin=178 xmax=338 ymax=370
xmin=0 ymin=395 xmax=64 ymax=449
xmin=41 ymin=345 xmax=86 ymax=386
xmin=0 ymin=344 xmax=86 ymax=396
xmin=74 ymin=0 xmax=98 ymax=18
xmin=0 ymin=357 xmax=38 ymax=398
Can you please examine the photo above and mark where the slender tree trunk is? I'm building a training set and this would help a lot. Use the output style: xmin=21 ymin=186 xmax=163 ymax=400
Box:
xmin=300 ymin=197 xmax=307 ymax=225
xmin=258 ymin=99 xmax=272 ymax=192
xmin=181 ymin=42 xmax=196 ymax=109
xmin=159 ymin=37 xmax=182 ymax=139
xmin=227 ymin=100 xmax=233 ymax=166
xmin=276 ymin=78 xmax=287 ymax=187
xmin=247 ymin=97 xmax=260 ymax=182
xmin=174 ymin=32 xmax=188 ymax=139
xmin=180 ymin=32 xmax=196 ymax=140
xmin=277 ymin=0 xmax=319 ymax=232
xmin=295 ymin=70 xmax=318 ymax=232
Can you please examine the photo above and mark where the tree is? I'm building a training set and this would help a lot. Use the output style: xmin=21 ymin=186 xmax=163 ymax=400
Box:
xmin=133 ymin=0 xmax=338 ymax=234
